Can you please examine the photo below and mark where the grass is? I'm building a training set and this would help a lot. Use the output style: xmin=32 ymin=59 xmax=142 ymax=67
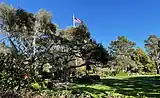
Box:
xmin=69 ymin=75 xmax=160 ymax=98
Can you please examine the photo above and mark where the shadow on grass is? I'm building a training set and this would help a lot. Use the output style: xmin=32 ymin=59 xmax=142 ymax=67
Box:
xmin=72 ymin=86 xmax=108 ymax=97
xmin=76 ymin=76 xmax=160 ymax=97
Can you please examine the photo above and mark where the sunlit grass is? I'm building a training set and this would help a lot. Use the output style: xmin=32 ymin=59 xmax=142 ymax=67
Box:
xmin=70 ymin=75 xmax=160 ymax=98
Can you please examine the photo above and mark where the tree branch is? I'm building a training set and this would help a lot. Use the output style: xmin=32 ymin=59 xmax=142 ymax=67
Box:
xmin=68 ymin=61 xmax=98 ymax=69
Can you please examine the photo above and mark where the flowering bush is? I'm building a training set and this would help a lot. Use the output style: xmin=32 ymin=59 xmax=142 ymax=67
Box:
xmin=0 ymin=53 xmax=35 ymax=91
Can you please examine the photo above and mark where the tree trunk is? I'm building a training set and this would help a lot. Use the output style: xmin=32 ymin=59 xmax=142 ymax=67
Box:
xmin=63 ymin=67 xmax=69 ymax=82
xmin=155 ymin=61 xmax=160 ymax=74
xmin=156 ymin=67 xmax=160 ymax=74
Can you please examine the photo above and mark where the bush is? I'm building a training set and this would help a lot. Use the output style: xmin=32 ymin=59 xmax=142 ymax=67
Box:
xmin=0 ymin=53 xmax=36 ymax=91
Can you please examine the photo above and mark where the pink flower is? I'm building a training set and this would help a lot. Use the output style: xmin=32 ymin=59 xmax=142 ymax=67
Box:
xmin=24 ymin=73 xmax=28 ymax=79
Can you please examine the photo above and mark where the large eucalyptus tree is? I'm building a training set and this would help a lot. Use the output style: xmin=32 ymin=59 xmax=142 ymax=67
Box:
xmin=145 ymin=35 xmax=160 ymax=74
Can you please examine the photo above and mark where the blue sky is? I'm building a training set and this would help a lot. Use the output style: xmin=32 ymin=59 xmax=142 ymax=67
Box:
xmin=2 ymin=0 xmax=160 ymax=49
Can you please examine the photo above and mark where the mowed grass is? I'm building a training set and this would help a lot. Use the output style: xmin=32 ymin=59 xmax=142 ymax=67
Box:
xmin=70 ymin=75 xmax=160 ymax=98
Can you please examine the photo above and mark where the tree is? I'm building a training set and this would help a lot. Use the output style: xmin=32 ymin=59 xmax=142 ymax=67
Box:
xmin=131 ymin=48 xmax=155 ymax=73
xmin=51 ymin=24 xmax=111 ymax=81
xmin=0 ymin=3 xmax=35 ymax=55
xmin=0 ymin=3 xmax=111 ymax=83
xmin=108 ymin=36 xmax=136 ymax=73
xmin=109 ymin=36 xmax=136 ymax=56
xmin=145 ymin=35 xmax=160 ymax=74
xmin=0 ymin=42 xmax=11 ymax=54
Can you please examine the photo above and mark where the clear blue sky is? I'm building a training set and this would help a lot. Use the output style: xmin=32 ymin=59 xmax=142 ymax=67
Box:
xmin=2 ymin=0 xmax=160 ymax=49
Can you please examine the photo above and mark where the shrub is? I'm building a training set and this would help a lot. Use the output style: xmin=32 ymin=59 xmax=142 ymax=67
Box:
xmin=0 ymin=53 xmax=36 ymax=91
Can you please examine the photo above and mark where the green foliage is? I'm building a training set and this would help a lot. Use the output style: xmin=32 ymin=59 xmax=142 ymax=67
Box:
xmin=31 ymin=82 xmax=42 ymax=90
xmin=132 ymin=48 xmax=155 ymax=73
xmin=116 ymin=71 xmax=128 ymax=77
xmin=109 ymin=36 xmax=136 ymax=56
xmin=108 ymin=36 xmax=137 ymax=74
xmin=145 ymin=34 xmax=160 ymax=74
xmin=108 ymin=36 xmax=156 ymax=75
xmin=0 ymin=53 xmax=36 ymax=91
xmin=0 ymin=42 xmax=12 ymax=54
xmin=0 ymin=3 xmax=111 ymax=93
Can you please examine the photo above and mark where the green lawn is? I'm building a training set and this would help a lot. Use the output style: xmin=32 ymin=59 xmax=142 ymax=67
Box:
xmin=69 ymin=75 xmax=160 ymax=98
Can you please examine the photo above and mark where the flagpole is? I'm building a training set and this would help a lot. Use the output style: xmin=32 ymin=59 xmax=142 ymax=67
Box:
xmin=73 ymin=13 xmax=78 ymax=66
xmin=73 ymin=13 xmax=75 ymax=27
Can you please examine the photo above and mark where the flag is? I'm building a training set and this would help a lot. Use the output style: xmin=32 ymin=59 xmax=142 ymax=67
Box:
xmin=74 ymin=17 xmax=81 ymax=23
